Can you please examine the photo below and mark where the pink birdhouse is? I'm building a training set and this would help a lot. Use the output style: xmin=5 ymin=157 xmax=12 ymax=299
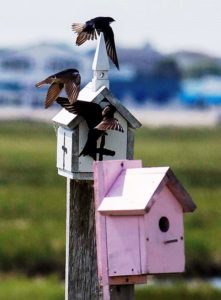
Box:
xmin=93 ymin=159 xmax=196 ymax=288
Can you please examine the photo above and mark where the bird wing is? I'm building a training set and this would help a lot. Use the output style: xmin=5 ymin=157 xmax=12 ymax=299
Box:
xmin=71 ymin=101 xmax=103 ymax=128
xmin=95 ymin=118 xmax=124 ymax=132
xmin=56 ymin=97 xmax=77 ymax=113
xmin=72 ymin=23 xmax=85 ymax=34
xmin=56 ymin=97 xmax=103 ymax=129
xmin=64 ymin=73 xmax=81 ymax=104
xmin=103 ymin=26 xmax=119 ymax=70
xmin=45 ymin=83 xmax=63 ymax=108
xmin=35 ymin=76 xmax=55 ymax=87
xmin=72 ymin=23 xmax=97 ymax=46
xmin=35 ymin=79 xmax=46 ymax=88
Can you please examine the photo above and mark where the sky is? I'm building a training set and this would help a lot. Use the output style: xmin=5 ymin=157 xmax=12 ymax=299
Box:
xmin=1 ymin=0 xmax=221 ymax=56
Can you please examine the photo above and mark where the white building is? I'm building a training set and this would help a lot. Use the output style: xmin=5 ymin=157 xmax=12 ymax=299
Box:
xmin=0 ymin=43 xmax=92 ymax=107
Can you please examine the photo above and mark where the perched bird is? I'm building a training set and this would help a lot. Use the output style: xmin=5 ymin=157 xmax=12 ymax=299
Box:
xmin=72 ymin=17 xmax=119 ymax=70
xmin=56 ymin=97 xmax=123 ymax=160
xmin=35 ymin=69 xmax=81 ymax=108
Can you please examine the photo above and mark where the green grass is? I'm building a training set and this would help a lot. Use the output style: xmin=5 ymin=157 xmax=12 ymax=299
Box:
xmin=135 ymin=281 xmax=221 ymax=300
xmin=0 ymin=275 xmax=64 ymax=300
xmin=0 ymin=122 xmax=221 ymax=276
xmin=0 ymin=276 xmax=221 ymax=300
xmin=0 ymin=121 xmax=65 ymax=274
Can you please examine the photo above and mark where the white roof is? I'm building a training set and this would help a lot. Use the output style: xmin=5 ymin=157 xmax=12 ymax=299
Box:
xmin=52 ymin=84 xmax=141 ymax=129
xmin=92 ymin=32 xmax=109 ymax=71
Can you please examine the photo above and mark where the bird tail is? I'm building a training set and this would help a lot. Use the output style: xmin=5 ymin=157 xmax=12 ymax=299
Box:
xmin=35 ymin=80 xmax=46 ymax=88
xmin=72 ymin=23 xmax=84 ymax=34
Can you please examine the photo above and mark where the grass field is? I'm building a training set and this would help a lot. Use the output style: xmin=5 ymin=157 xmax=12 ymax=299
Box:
xmin=0 ymin=275 xmax=64 ymax=300
xmin=0 ymin=121 xmax=221 ymax=299
xmin=0 ymin=276 xmax=221 ymax=300
xmin=0 ymin=122 xmax=65 ymax=275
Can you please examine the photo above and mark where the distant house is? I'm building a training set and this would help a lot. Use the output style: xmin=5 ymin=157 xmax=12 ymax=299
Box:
xmin=1 ymin=43 xmax=219 ymax=108
xmin=0 ymin=44 xmax=91 ymax=107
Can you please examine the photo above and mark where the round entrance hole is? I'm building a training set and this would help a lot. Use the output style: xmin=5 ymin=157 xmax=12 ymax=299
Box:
xmin=159 ymin=216 xmax=170 ymax=232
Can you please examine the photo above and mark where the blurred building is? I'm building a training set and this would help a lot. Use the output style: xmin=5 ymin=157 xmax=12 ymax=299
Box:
xmin=180 ymin=76 xmax=221 ymax=108
xmin=0 ymin=43 xmax=91 ymax=107
xmin=1 ymin=42 xmax=220 ymax=108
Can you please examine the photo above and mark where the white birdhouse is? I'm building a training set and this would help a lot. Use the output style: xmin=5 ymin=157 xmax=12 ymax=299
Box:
xmin=52 ymin=34 xmax=141 ymax=180
xmin=93 ymin=160 xmax=196 ymax=286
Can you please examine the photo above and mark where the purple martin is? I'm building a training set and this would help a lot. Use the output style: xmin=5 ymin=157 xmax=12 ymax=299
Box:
xmin=72 ymin=17 xmax=119 ymax=70
xmin=35 ymin=69 xmax=81 ymax=108
xmin=56 ymin=97 xmax=123 ymax=160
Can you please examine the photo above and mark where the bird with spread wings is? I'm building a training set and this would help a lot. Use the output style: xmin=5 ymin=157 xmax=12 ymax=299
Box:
xmin=72 ymin=17 xmax=119 ymax=70
xmin=35 ymin=69 xmax=81 ymax=108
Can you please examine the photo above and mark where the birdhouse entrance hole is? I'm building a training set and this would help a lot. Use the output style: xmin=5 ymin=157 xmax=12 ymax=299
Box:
xmin=159 ymin=216 xmax=170 ymax=232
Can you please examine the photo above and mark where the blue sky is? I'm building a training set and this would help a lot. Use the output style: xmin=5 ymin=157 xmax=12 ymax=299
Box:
xmin=1 ymin=0 xmax=221 ymax=56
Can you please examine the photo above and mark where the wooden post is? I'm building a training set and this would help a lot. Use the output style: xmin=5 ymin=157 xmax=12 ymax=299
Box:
xmin=110 ymin=286 xmax=135 ymax=300
xmin=65 ymin=179 xmax=99 ymax=300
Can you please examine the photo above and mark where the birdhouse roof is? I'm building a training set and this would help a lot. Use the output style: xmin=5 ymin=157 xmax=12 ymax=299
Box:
xmin=95 ymin=161 xmax=196 ymax=215
xmin=52 ymin=84 xmax=141 ymax=129
xmin=92 ymin=32 xmax=109 ymax=71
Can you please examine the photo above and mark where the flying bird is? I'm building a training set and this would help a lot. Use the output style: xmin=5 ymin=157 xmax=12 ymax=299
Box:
xmin=35 ymin=69 xmax=81 ymax=108
xmin=72 ymin=17 xmax=119 ymax=70
xmin=56 ymin=97 xmax=123 ymax=160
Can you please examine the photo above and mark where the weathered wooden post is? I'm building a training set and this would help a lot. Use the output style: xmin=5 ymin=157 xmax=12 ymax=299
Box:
xmin=65 ymin=179 xmax=98 ymax=299
xmin=52 ymin=33 xmax=141 ymax=300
